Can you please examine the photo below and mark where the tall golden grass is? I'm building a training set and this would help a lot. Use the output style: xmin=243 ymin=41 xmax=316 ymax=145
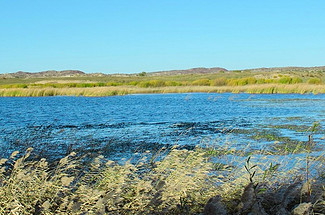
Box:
xmin=1 ymin=137 xmax=325 ymax=214
xmin=0 ymin=84 xmax=325 ymax=97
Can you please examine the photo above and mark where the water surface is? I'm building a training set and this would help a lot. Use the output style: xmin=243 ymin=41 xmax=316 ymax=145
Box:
xmin=0 ymin=93 xmax=324 ymax=160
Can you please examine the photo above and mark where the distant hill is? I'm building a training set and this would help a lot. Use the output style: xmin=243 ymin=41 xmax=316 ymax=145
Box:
xmin=1 ymin=70 xmax=90 ymax=78
xmin=1 ymin=66 xmax=325 ymax=79
xmin=140 ymin=66 xmax=325 ymax=76
xmin=242 ymin=66 xmax=325 ymax=73
xmin=148 ymin=67 xmax=228 ymax=76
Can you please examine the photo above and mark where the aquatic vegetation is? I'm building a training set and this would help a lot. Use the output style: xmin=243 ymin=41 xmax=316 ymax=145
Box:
xmin=0 ymin=147 xmax=219 ymax=214
xmin=267 ymin=124 xmax=311 ymax=132
xmin=1 ymin=84 xmax=325 ymax=97
xmin=0 ymin=91 xmax=324 ymax=213
xmin=1 ymin=140 xmax=325 ymax=214
xmin=0 ymin=121 xmax=325 ymax=214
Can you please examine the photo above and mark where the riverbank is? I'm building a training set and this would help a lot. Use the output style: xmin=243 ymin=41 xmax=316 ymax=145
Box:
xmin=1 ymin=84 xmax=325 ymax=96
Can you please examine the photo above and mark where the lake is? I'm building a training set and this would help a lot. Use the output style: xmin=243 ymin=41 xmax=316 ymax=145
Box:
xmin=0 ymin=93 xmax=324 ymax=160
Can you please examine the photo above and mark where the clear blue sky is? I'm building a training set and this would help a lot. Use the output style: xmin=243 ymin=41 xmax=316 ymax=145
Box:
xmin=1 ymin=0 xmax=325 ymax=74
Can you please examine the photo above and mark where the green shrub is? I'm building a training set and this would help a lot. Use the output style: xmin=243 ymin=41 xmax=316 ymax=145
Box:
xmin=149 ymin=80 xmax=166 ymax=87
xmin=106 ymin=82 xmax=120 ymax=86
xmin=138 ymin=72 xmax=147 ymax=76
xmin=137 ymin=81 xmax=150 ymax=88
xmin=211 ymin=78 xmax=227 ymax=86
xmin=307 ymin=78 xmax=322 ymax=85
xmin=226 ymin=79 xmax=239 ymax=86
xmin=192 ymin=79 xmax=211 ymax=86
xmin=278 ymin=77 xmax=292 ymax=84
xmin=291 ymin=77 xmax=303 ymax=84
xmin=68 ymin=83 xmax=77 ymax=88
xmin=257 ymin=79 xmax=266 ymax=84
xmin=226 ymin=77 xmax=256 ymax=86
xmin=128 ymin=81 xmax=138 ymax=86
xmin=165 ymin=81 xmax=182 ymax=86
xmin=246 ymin=77 xmax=257 ymax=85
xmin=237 ymin=78 xmax=248 ymax=86
xmin=97 ymin=82 xmax=105 ymax=87
xmin=137 ymin=80 xmax=166 ymax=88
xmin=265 ymin=79 xmax=275 ymax=83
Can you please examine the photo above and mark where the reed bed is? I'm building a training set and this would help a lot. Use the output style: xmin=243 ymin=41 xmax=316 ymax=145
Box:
xmin=0 ymin=84 xmax=325 ymax=97
xmin=1 ymin=132 xmax=325 ymax=214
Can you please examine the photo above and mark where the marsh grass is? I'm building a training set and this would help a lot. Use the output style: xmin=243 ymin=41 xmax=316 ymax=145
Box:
xmin=1 ymin=142 xmax=325 ymax=214
xmin=1 ymin=84 xmax=325 ymax=97
xmin=0 ymin=148 xmax=79 ymax=214
xmin=0 ymin=147 xmax=221 ymax=214
xmin=1 ymin=122 xmax=324 ymax=214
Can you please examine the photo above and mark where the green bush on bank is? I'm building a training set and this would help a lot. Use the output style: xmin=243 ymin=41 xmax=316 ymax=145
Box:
xmin=226 ymin=77 xmax=257 ymax=86
xmin=191 ymin=79 xmax=211 ymax=86
xmin=137 ymin=80 xmax=166 ymax=88
xmin=211 ymin=78 xmax=227 ymax=86
xmin=307 ymin=78 xmax=322 ymax=85
xmin=291 ymin=77 xmax=303 ymax=84
xmin=278 ymin=77 xmax=292 ymax=84
xmin=277 ymin=76 xmax=302 ymax=84
xmin=165 ymin=81 xmax=182 ymax=86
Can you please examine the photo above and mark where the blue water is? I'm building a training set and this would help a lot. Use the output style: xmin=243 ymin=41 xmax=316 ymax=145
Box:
xmin=0 ymin=93 xmax=324 ymax=160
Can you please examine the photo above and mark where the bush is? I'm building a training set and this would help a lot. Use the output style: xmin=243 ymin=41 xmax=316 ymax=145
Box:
xmin=137 ymin=81 xmax=150 ymax=88
xmin=226 ymin=77 xmax=256 ymax=86
xmin=226 ymin=79 xmax=239 ymax=86
xmin=211 ymin=78 xmax=227 ymax=86
xmin=307 ymin=78 xmax=322 ymax=85
xmin=291 ymin=77 xmax=303 ymax=84
xmin=265 ymin=79 xmax=275 ymax=83
xmin=68 ymin=83 xmax=77 ymax=88
xmin=246 ymin=77 xmax=257 ymax=85
xmin=237 ymin=78 xmax=248 ymax=86
xmin=106 ymin=82 xmax=120 ymax=86
xmin=128 ymin=81 xmax=138 ymax=86
xmin=138 ymin=72 xmax=147 ymax=77
xmin=257 ymin=79 xmax=266 ymax=84
xmin=97 ymin=82 xmax=106 ymax=87
xmin=165 ymin=81 xmax=182 ymax=86
xmin=191 ymin=79 xmax=211 ymax=86
xmin=137 ymin=80 xmax=166 ymax=88
xmin=278 ymin=77 xmax=292 ymax=84
xmin=149 ymin=80 xmax=166 ymax=87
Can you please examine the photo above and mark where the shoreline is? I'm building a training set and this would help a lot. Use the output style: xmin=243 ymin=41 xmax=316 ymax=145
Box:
xmin=0 ymin=84 xmax=325 ymax=97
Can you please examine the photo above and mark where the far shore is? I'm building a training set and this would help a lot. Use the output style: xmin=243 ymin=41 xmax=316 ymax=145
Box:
xmin=1 ymin=84 xmax=325 ymax=97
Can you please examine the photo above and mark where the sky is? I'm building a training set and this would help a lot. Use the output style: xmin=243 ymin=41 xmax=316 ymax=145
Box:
xmin=1 ymin=0 xmax=325 ymax=74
